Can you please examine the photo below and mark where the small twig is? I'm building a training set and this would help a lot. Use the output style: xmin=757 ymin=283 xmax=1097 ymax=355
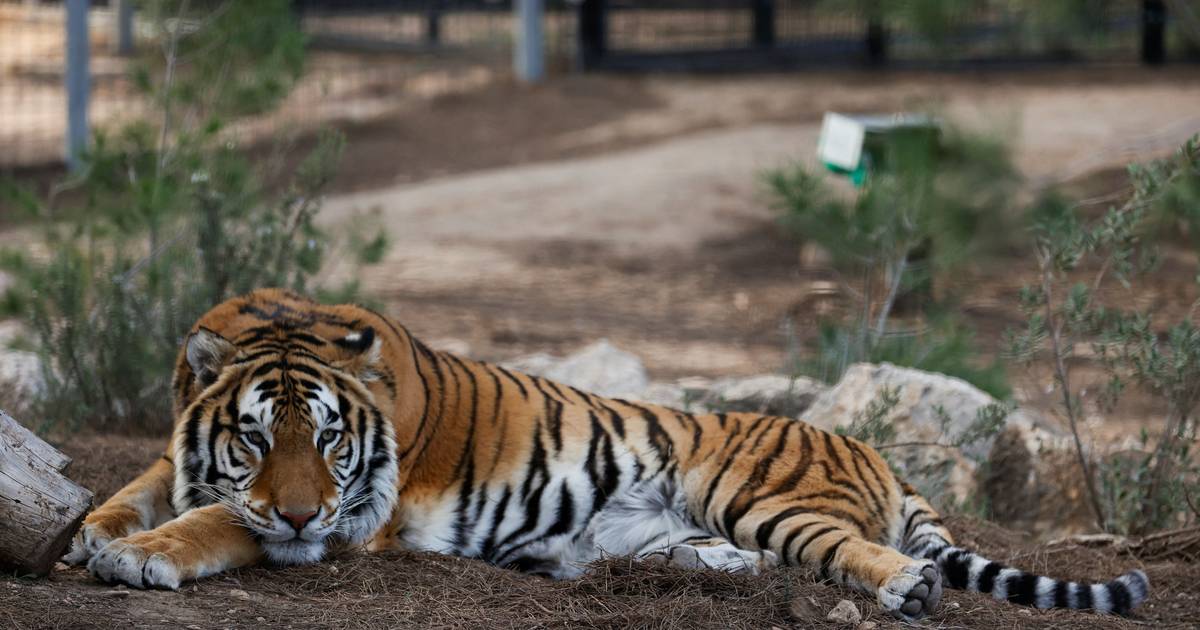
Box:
xmin=1039 ymin=246 xmax=1108 ymax=532
xmin=1185 ymin=486 xmax=1200 ymax=520
xmin=116 ymin=229 xmax=189 ymax=288
xmin=873 ymin=255 xmax=908 ymax=340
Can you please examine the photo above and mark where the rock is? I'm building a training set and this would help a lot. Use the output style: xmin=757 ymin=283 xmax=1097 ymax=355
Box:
xmin=788 ymin=596 xmax=822 ymax=621
xmin=803 ymin=363 xmax=1068 ymax=510
xmin=635 ymin=374 xmax=826 ymax=416
xmin=0 ymin=321 xmax=43 ymax=395
xmin=503 ymin=340 xmax=648 ymax=398
xmin=700 ymin=374 xmax=824 ymax=417
xmin=500 ymin=351 xmax=559 ymax=378
xmin=427 ymin=337 xmax=471 ymax=357
xmin=826 ymin=599 xmax=862 ymax=625
xmin=634 ymin=380 xmax=695 ymax=409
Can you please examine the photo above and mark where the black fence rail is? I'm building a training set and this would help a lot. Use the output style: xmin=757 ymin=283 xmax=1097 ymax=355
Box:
xmin=294 ymin=0 xmax=577 ymax=62
xmin=579 ymin=0 xmax=1198 ymax=71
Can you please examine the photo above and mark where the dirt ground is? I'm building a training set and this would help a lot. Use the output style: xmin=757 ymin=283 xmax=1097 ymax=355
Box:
xmin=0 ymin=433 xmax=1196 ymax=630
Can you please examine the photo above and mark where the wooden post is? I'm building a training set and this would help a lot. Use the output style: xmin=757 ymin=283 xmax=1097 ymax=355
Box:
xmin=1142 ymin=0 xmax=1167 ymax=65
xmin=0 ymin=411 xmax=93 ymax=577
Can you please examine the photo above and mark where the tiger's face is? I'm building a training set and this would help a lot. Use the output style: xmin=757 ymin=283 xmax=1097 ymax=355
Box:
xmin=171 ymin=327 xmax=399 ymax=566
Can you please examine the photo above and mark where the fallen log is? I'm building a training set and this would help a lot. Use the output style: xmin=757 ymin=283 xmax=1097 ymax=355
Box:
xmin=0 ymin=410 xmax=93 ymax=576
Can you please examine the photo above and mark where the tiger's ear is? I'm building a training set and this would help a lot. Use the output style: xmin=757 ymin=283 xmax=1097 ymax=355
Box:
xmin=333 ymin=326 xmax=383 ymax=382
xmin=185 ymin=327 xmax=238 ymax=386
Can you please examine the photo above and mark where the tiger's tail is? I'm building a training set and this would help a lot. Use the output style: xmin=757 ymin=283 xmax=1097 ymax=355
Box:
xmin=899 ymin=493 xmax=1149 ymax=615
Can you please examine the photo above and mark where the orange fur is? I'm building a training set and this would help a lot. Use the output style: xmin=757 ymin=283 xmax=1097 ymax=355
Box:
xmin=68 ymin=289 xmax=1147 ymax=619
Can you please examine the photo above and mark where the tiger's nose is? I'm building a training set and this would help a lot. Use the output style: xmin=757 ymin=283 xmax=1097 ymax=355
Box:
xmin=276 ymin=508 xmax=318 ymax=531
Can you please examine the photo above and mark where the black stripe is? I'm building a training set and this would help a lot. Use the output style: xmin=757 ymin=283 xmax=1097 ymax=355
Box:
xmin=942 ymin=549 xmax=971 ymax=589
xmin=721 ymin=422 xmax=790 ymax=539
xmin=1107 ymin=581 xmax=1132 ymax=614
xmin=818 ymin=535 xmax=848 ymax=581
xmin=794 ymin=524 xmax=839 ymax=564
xmin=288 ymin=331 xmax=328 ymax=347
xmin=490 ymin=365 xmax=529 ymax=399
xmin=976 ymin=561 xmax=1003 ymax=593
xmin=480 ymin=486 xmax=512 ymax=561
xmin=1074 ymin=581 xmax=1093 ymax=610
xmin=542 ymin=483 xmax=575 ymax=538
xmin=755 ymin=506 xmax=807 ymax=550
xmin=1054 ymin=580 xmax=1070 ymax=609
xmin=605 ymin=407 xmax=626 ymax=440
xmin=779 ymin=519 xmax=824 ymax=565
xmin=1006 ymin=572 xmax=1038 ymax=606
xmin=541 ymin=378 xmax=569 ymax=401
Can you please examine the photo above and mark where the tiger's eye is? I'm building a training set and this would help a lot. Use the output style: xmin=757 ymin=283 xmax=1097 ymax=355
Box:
xmin=244 ymin=431 xmax=267 ymax=448
xmin=320 ymin=428 xmax=340 ymax=445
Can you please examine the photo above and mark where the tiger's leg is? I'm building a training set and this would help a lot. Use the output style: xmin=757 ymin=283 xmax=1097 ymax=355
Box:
xmin=88 ymin=504 xmax=261 ymax=590
xmin=589 ymin=476 xmax=777 ymax=576
xmin=63 ymin=456 xmax=176 ymax=565
xmin=763 ymin=513 xmax=941 ymax=621
xmin=640 ymin=535 xmax=779 ymax=575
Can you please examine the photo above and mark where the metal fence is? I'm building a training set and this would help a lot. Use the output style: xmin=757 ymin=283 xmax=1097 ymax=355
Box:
xmin=0 ymin=0 xmax=150 ymax=167
xmin=581 ymin=0 xmax=1198 ymax=70
xmin=2 ymin=0 xmax=1196 ymax=169
xmin=0 ymin=0 xmax=575 ymax=169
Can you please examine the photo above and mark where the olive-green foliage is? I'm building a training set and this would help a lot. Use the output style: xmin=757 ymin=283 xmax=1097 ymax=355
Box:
xmin=768 ymin=124 xmax=1017 ymax=397
xmin=1007 ymin=135 xmax=1200 ymax=534
xmin=0 ymin=1 xmax=383 ymax=433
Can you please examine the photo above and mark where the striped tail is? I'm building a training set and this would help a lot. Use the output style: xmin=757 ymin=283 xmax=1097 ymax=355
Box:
xmin=923 ymin=544 xmax=1149 ymax=614
xmin=898 ymin=492 xmax=1149 ymax=615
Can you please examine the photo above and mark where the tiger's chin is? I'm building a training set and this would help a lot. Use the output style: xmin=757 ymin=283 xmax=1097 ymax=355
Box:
xmin=262 ymin=539 xmax=326 ymax=566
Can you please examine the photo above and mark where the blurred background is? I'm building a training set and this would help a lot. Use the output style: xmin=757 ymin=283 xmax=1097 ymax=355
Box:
xmin=1 ymin=0 xmax=1199 ymax=549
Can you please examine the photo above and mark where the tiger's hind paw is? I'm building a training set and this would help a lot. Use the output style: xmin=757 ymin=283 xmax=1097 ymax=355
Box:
xmin=880 ymin=562 xmax=942 ymax=621
xmin=646 ymin=543 xmax=778 ymax=575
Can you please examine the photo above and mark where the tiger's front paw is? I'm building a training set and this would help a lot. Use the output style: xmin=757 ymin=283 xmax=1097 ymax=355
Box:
xmin=63 ymin=509 xmax=146 ymax=566
xmin=87 ymin=533 xmax=185 ymax=590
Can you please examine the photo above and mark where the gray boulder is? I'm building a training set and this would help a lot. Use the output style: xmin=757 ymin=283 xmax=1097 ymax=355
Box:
xmin=502 ymin=340 xmax=648 ymax=398
xmin=804 ymin=363 xmax=1068 ymax=511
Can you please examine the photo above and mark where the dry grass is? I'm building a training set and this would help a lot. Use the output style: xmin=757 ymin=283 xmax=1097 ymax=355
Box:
xmin=0 ymin=434 xmax=1197 ymax=629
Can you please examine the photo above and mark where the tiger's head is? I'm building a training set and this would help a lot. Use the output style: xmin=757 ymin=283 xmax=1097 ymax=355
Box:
xmin=170 ymin=325 xmax=399 ymax=566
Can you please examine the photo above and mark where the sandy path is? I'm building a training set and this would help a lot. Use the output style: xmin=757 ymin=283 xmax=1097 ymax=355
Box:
xmin=327 ymin=72 xmax=1200 ymax=293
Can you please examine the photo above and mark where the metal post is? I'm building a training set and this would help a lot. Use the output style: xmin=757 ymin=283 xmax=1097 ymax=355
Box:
xmin=65 ymin=0 xmax=90 ymax=171
xmin=865 ymin=0 xmax=886 ymax=65
xmin=578 ymin=0 xmax=606 ymax=71
xmin=114 ymin=0 xmax=134 ymax=55
xmin=1142 ymin=0 xmax=1167 ymax=65
xmin=866 ymin=19 xmax=886 ymax=65
xmin=426 ymin=0 xmax=442 ymax=46
xmin=515 ymin=0 xmax=545 ymax=83
xmin=752 ymin=0 xmax=775 ymax=48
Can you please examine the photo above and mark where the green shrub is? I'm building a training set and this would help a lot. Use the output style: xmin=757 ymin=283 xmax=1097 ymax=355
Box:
xmin=1007 ymin=136 xmax=1200 ymax=534
xmin=0 ymin=1 xmax=382 ymax=433
xmin=768 ymin=123 xmax=1017 ymax=396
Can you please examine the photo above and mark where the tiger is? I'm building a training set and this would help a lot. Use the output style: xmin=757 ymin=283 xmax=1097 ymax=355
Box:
xmin=64 ymin=288 xmax=1148 ymax=621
